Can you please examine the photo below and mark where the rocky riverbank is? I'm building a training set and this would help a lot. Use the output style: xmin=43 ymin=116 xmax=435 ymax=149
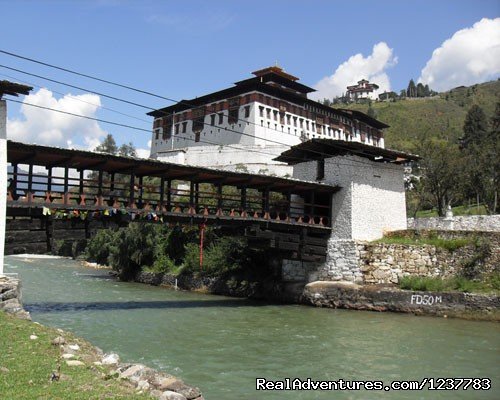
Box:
xmin=0 ymin=276 xmax=31 ymax=320
xmin=0 ymin=274 xmax=204 ymax=400
xmin=134 ymin=270 xmax=286 ymax=300
xmin=302 ymin=281 xmax=500 ymax=321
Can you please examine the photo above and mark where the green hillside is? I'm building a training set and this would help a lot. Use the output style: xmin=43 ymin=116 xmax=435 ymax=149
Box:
xmin=334 ymin=80 xmax=500 ymax=151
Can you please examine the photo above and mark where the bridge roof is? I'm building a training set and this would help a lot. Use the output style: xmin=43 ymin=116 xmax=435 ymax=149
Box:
xmin=7 ymin=140 xmax=339 ymax=194
xmin=274 ymin=139 xmax=420 ymax=165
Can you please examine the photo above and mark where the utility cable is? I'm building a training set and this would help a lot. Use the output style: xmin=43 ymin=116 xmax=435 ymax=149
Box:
xmin=0 ymin=71 xmax=151 ymax=124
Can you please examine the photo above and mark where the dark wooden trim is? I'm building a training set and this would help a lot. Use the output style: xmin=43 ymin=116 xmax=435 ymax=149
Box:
xmin=46 ymin=166 xmax=52 ymax=192
xmin=166 ymin=179 xmax=172 ymax=210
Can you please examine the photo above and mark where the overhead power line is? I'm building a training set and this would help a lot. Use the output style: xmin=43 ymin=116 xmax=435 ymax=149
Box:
xmin=0 ymin=50 xmax=405 ymax=169
xmin=0 ymin=49 xmax=176 ymax=102
xmin=4 ymin=97 xmax=289 ymax=161
xmin=5 ymin=97 xmax=401 ymax=171
xmin=0 ymin=71 xmax=151 ymax=124
xmin=0 ymin=64 xmax=153 ymax=111
xmin=0 ymin=49 xmax=364 ymax=146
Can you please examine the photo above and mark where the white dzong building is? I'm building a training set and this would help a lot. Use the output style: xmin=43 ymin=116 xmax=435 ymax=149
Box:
xmin=346 ymin=79 xmax=380 ymax=102
xmin=149 ymin=67 xmax=387 ymax=176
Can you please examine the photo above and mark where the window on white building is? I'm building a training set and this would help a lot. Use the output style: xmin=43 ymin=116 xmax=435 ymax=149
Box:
xmin=218 ymin=113 xmax=224 ymax=124
xmin=244 ymin=106 xmax=250 ymax=119
xmin=182 ymin=122 xmax=187 ymax=133
xmin=228 ymin=107 xmax=238 ymax=124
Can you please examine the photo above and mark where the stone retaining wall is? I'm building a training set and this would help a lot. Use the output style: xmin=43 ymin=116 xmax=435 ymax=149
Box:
xmin=359 ymin=231 xmax=499 ymax=284
xmin=281 ymin=231 xmax=499 ymax=286
xmin=0 ymin=276 xmax=30 ymax=319
xmin=302 ymin=281 xmax=500 ymax=321
xmin=408 ymin=215 xmax=500 ymax=232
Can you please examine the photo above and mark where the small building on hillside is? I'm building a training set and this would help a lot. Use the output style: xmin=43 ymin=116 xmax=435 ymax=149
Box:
xmin=148 ymin=67 xmax=388 ymax=176
xmin=346 ymin=79 xmax=379 ymax=102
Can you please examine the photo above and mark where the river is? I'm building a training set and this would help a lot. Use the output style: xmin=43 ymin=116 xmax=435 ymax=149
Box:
xmin=4 ymin=255 xmax=499 ymax=400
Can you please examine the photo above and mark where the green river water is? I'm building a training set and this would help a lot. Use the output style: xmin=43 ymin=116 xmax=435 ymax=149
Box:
xmin=4 ymin=255 xmax=499 ymax=400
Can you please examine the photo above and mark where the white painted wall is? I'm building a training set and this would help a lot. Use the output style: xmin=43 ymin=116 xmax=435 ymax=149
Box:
xmin=293 ymin=154 xmax=407 ymax=241
xmin=149 ymin=91 xmax=386 ymax=178
xmin=156 ymin=144 xmax=293 ymax=176
xmin=0 ymin=100 xmax=6 ymax=276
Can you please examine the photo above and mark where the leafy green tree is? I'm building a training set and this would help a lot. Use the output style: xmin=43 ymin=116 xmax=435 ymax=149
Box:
xmin=414 ymin=138 xmax=462 ymax=216
xmin=461 ymin=103 xmax=500 ymax=214
xmin=108 ymin=223 xmax=164 ymax=280
xmin=118 ymin=142 xmax=137 ymax=157
xmin=94 ymin=134 xmax=118 ymax=154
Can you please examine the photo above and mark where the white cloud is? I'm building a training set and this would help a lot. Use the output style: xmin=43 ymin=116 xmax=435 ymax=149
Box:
xmin=136 ymin=140 xmax=151 ymax=159
xmin=7 ymin=88 xmax=108 ymax=150
xmin=312 ymin=42 xmax=397 ymax=100
xmin=419 ymin=18 xmax=500 ymax=91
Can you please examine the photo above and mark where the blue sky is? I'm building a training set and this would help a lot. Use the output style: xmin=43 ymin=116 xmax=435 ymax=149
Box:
xmin=1 ymin=0 xmax=499 ymax=154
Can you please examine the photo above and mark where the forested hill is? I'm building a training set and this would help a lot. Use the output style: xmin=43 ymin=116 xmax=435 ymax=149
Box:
xmin=333 ymin=80 xmax=499 ymax=152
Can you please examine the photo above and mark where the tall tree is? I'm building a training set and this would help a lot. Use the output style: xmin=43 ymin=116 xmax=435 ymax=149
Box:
xmin=406 ymin=79 xmax=417 ymax=97
xmin=414 ymin=138 xmax=462 ymax=216
xmin=461 ymin=105 xmax=489 ymax=148
xmin=424 ymin=84 xmax=431 ymax=97
xmin=94 ymin=134 xmax=118 ymax=154
xmin=416 ymin=83 xmax=425 ymax=97
xmin=118 ymin=142 xmax=137 ymax=157
xmin=460 ymin=103 xmax=499 ymax=214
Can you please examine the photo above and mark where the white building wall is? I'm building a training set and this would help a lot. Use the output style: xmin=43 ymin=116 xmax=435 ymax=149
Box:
xmin=150 ymin=91 xmax=386 ymax=177
xmin=292 ymin=154 xmax=407 ymax=241
xmin=156 ymin=144 xmax=293 ymax=176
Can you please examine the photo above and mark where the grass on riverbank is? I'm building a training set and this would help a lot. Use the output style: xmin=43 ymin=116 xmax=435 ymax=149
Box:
xmin=398 ymin=274 xmax=500 ymax=294
xmin=0 ymin=311 xmax=150 ymax=400
xmin=415 ymin=204 xmax=488 ymax=218
xmin=374 ymin=235 xmax=471 ymax=251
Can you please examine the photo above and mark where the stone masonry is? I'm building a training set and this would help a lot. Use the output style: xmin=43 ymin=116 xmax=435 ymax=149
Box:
xmin=282 ymin=231 xmax=499 ymax=286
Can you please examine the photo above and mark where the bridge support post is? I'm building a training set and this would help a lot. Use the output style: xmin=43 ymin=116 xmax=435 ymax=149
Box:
xmin=0 ymin=100 xmax=6 ymax=276
xmin=166 ymin=179 xmax=172 ymax=212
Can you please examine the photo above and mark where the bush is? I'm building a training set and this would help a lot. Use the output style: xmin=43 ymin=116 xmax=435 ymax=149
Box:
xmin=180 ymin=242 xmax=202 ymax=275
xmin=399 ymin=276 xmax=446 ymax=291
xmin=85 ymin=229 xmax=116 ymax=265
xmin=181 ymin=236 xmax=258 ymax=277
xmin=150 ymin=254 xmax=177 ymax=273
xmin=398 ymin=275 xmax=499 ymax=294
xmin=107 ymin=223 xmax=163 ymax=280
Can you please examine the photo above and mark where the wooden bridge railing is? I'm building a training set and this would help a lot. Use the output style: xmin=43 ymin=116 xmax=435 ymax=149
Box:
xmin=7 ymin=165 xmax=332 ymax=228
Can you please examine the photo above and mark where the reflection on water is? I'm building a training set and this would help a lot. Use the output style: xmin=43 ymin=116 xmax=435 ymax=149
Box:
xmin=5 ymin=256 xmax=500 ymax=400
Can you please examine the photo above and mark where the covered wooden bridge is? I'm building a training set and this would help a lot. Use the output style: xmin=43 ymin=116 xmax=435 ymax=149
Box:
xmin=6 ymin=141 xmax=339 ymax=260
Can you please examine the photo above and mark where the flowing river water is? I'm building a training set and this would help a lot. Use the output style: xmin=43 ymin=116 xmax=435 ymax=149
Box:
xmin=4 ymin=255 xmax=499 ymax=400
